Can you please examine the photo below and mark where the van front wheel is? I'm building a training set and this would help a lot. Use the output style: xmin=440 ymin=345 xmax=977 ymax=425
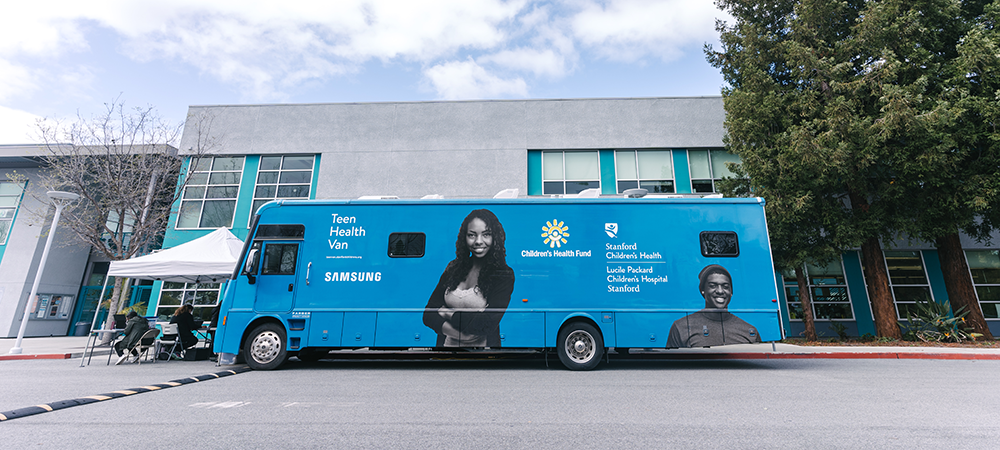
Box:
xmin=244 ymin=323 xmax=287 ymax=370
xmin=557 ymin=322 xmax=604 ymax=371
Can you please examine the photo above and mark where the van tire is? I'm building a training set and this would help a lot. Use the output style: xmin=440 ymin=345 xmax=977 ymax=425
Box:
xmin=557 ymin=322 xmax=604 ymax=371
xmin=244 ymin=323 xmax=287 ymax=370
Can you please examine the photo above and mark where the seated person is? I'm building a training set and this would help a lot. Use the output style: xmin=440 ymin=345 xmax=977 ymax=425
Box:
xmin=169 ymin=304 xmax=200 ymax=354
xmin=114 ymin=311 xmax=150 ymax=365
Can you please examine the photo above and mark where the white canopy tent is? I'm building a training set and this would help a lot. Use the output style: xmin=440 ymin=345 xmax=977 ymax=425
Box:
xmin=88 ymin=227 xmax=245 ymax=333
xmin=106 ymin=227 xmax=244 ymax=283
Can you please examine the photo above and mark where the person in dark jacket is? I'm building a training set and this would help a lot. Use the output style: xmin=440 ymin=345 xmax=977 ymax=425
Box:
xmin=666 ymin=264 xmax=761 ymax=348
xmin=114 ymin=311 xmax=149 ymax=365
xmin=170 ymin=304 xmax=200 ymax=351
xmin=423 ymin=209 xmax=515 ymax=347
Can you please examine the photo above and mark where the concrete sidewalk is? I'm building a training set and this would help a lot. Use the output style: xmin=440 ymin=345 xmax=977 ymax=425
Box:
xmin=0 ymin=336 xmax=110 ymax=361
xmin=2 ymin=336 xmax=1000 ymax=361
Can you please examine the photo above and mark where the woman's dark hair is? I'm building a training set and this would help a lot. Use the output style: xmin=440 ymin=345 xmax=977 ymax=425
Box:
xmin=698 ymin=264 xmax=732 ymax=293
xmin=441 ymin=209 xmax=510 ymax=300
xmin=173 ymin=304 xmax=193 ymax=316
xmin=126 ymin=311 xmax=138 ymax=319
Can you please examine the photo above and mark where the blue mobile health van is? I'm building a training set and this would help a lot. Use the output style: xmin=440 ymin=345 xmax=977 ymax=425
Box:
xmin=213 ymin=196 xmax=784 ymax=370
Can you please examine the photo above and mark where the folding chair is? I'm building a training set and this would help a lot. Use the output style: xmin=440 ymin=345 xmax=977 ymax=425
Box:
xmin=155 ymin=323 xmax=183 ymax=361
xmin=127 ymin=328 xmax=161 ymax=365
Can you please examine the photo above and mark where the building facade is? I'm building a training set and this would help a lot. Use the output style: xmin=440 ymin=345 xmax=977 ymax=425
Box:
xmin=0 ymin=146 xmax=92 ymax=338
xmin=1 ymin=97 xmax=997 ymax=338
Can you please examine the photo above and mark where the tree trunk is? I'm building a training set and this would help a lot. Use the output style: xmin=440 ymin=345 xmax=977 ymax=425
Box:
xmin=796 ymin=264 xmax=818 ymax=341
xmin=935 ymin=232 xmax=994 ymax=340
xmin=860 ymin=237 xmax=902 ymax=339
xmin=99 ymin=277 xmax=131 ymax=344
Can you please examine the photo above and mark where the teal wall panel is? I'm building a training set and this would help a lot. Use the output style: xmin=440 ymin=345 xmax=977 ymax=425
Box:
xmin=599 ymin=150 xmax=617 ymax=195
xmin=673 ymin=149 xmax=691 ymax=194
xmin=310 ymin=154 xmax=321 ymax=200
xmin=922 ymin=250 xmax=949 ymax=304
xmin=843 ymin=251 xmax=876 ymax=335
xmin=527 ymin=150 xmax=542 ymax=196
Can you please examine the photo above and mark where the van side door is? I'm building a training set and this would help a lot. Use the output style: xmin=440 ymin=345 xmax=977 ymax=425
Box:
xmin=254 ymin=241 xmax=300 ymax=313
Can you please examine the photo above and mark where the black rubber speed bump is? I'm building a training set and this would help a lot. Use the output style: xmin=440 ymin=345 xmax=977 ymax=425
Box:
xmin=0 ymin=366 xmax=249 ymax=422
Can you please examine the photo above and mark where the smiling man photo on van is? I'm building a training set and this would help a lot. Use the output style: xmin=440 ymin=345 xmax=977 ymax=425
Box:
xmin=666 ymin=264 xmax=761 ymax=348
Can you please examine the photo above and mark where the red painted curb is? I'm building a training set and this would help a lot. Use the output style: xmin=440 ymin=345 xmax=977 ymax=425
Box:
xmin=0 ymin=353 xmax=72 ymax=361
xmin=653 ymin=352 xmax=1000 ymax=360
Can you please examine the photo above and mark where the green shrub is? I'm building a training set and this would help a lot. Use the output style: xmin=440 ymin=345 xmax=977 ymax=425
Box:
xmin=904 ymin=300 xmax=982 ymax=343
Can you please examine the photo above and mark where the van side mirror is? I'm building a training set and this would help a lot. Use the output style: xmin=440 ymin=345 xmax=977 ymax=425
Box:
xmin=243 ymin=248 xmax=259 ymax=284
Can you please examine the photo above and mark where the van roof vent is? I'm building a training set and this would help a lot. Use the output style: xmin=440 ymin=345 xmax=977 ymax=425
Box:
xmin=493 ymin=188 xmax=519 ymax=199
xmin=622 ymin=188 xmax=648 ymax=198
xmin=358 ymin=195 xmax=399 ymax=199
xmin=421 ymin=194 xmax=444 ymax=199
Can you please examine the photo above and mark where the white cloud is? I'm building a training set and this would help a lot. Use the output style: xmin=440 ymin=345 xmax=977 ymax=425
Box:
xmin=479 ymin=48 xmax=568 ymax=78
xmin=0 ymin=59 xmax=37 ymax=101
xmin=0 ymin=106 xmax=43 ymax=144
xmin=570 ymin=0 xmax=726 ymax=62
xmin=0 ymin=0 xmax=725 ymax=106
xmin=424 ymin=59 xmax=528 ymax=99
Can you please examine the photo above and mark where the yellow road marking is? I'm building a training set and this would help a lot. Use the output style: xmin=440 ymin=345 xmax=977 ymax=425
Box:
xmin=36 ymin=405 xmax=53 ymax=412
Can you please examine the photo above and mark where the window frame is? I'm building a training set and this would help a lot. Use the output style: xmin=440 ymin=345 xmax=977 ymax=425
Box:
xmin=176 ymin=156 xmax=245 ymax=230
xmin=250 ymin=155 xmax=315 ymax=226
xmin=783 ymin=259 xmax=855 ymax=321
xmin=540 ymin=150 xmax=601 ymax=195
xmin=156 ymin=282 xmax=221 ymax=323
xmin=688 ymin=149 xmax=740 ymax=194
xmin=0 ymin=180 xmax=25 ymax=245
xmin=965 ymin=249 xmax=1000 ymax=320
xmin=614 ymin=149 xmax=675 ymax=194
xmin=883 ymin=250 xmax=935 ymax=320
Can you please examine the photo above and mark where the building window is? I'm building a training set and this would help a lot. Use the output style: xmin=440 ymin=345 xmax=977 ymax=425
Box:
xmin=615 ymin=150 xmax=674 ymax=194
xmin=251 ymin=155 xmax=314 ymax=219
xmin=156 ymin=282 xmax=220 ymax=323
xmin=688 ymin=149 xmax=740 ymax=193
xmin=966 ymin=250 xmax=1000 ymax=319
xmin=884 ymin=251 xmax=934 ymax=319
xmin=542 ymin=151 xmax=600 ymax=195
xmin=176 ymin=156 xmax=244 ymax=229
xmin=0 ymin=181 xmax=25 ymax=245
xmin=783 ymin=259 xmax=854 ymax=321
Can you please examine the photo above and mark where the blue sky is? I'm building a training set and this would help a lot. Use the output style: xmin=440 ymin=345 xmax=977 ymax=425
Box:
xmin=0 ymin=0 xmax=731 ymax=144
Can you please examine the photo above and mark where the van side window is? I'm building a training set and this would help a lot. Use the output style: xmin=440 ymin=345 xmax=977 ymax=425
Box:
xmin=256 ymin=224 xmax=305 ymax=240
xmin=388 ymin=233 xmax=425 ymax=258
xmin=262 ymin=243 xmax=298 ymax=275
xmin=700 ymin=231 xmax=739 ymax=257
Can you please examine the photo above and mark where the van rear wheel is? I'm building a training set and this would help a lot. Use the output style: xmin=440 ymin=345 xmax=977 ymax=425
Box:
xmin=244 ymin=323 xmax=287 ymax=370
xmin=557 ymin=322 xmax=604 ymax=371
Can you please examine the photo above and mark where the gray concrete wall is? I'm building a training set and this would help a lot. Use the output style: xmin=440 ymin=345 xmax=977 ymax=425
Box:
xmin=0 ymin=168 xmax=91 ymax=337
xmin=179 ymin=97 xmax=725 ymax=199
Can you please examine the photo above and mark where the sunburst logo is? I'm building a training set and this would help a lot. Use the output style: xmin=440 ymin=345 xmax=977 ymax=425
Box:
xmin=542 ymin=219 xmax=570 ymax=248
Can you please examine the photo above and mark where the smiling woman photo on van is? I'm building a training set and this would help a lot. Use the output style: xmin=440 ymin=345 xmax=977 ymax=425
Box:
xmin=423 ymin=209 xmax=515 ymax=347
